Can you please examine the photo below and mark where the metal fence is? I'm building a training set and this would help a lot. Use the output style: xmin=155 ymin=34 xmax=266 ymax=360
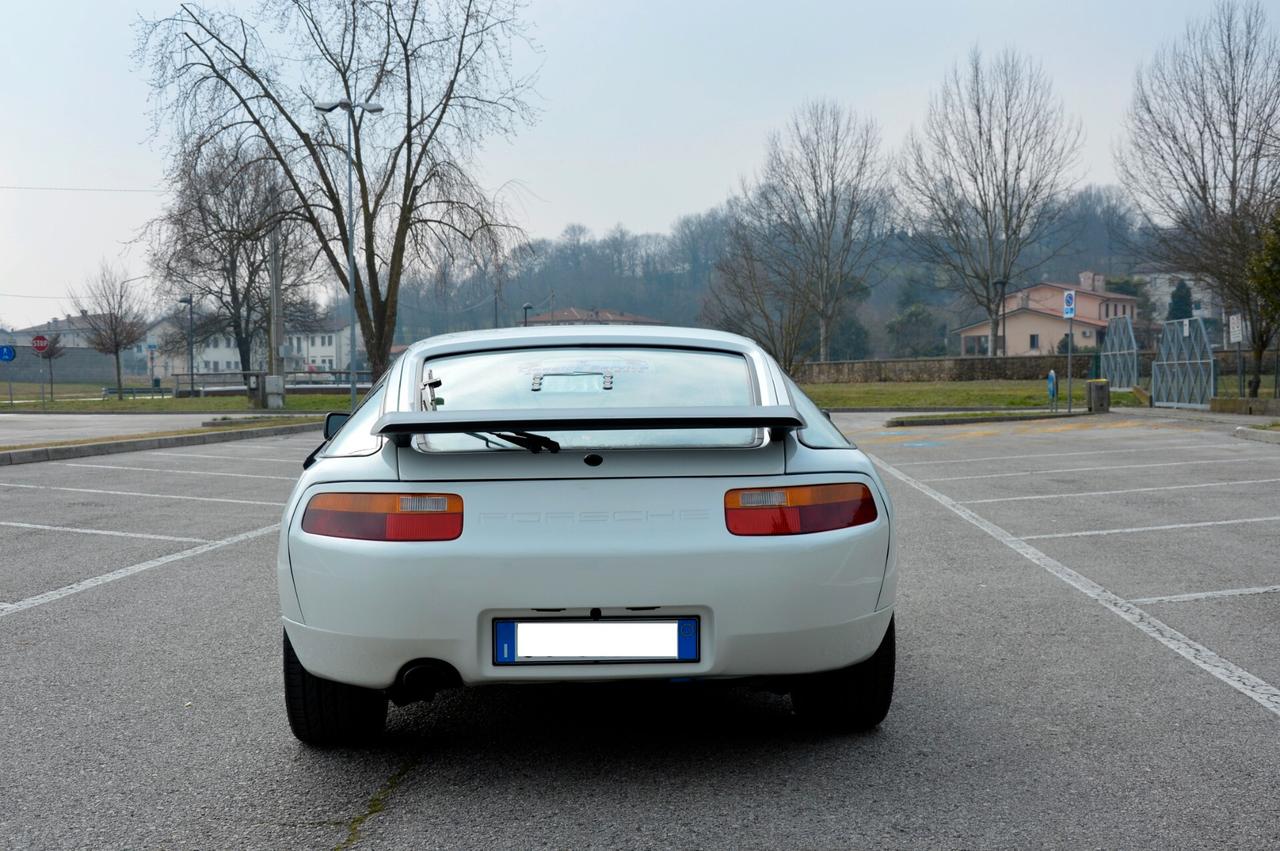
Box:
xmin=1151 ymin=318 xmax=1216 ymax=409
xmin=1100 ymin=316 xmax=1138 ymax=391
xmin=171 ymin=370 xmax=374 ymax=397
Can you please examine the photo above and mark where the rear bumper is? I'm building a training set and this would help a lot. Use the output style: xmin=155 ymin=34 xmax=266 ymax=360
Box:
xmin=283 ymin=605 xmax=894 ymax=689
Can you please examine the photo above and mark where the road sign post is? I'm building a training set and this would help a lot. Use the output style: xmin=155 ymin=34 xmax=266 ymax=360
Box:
xmin=1229 ymin=313 xmax=1244 ymax=397
xmin=0 ymin=344 xmax=14 ymax=407
xmin=31 ymin=335 xmax=53 ymax=407
xmin=1063 ymin=291 xmax=1075 ymax=413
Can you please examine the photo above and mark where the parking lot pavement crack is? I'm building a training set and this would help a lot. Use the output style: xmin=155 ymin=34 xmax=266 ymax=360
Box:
xmin=868 ymin=452 xmax=1280 ymax=720
xmin=333 ymin=759 xmax=420 ymax=851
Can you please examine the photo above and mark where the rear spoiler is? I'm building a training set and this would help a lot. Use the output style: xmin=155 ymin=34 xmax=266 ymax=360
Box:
xmin=372 ymin=405 xmax=805 ymax=446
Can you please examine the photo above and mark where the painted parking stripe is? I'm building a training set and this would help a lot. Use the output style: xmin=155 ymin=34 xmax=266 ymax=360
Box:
xmin=892 ymin=442 xmax=1240 ymax=467
xmin=0 ymin=524 xmax=280 ymax=618
xmin=0 ymin=521 xmax=211 ymax=544
xmin=923 ymin=456 xmax=1280 ymax=483
xmin=0 ymin=481 xmax=287 ymax=507
xmin=1130 ymin=585 xmax=1280 ymax=605
xmin=1020 ymin=516 xmax=1280 ymax=541
xmin=868 ymin=452 xmax=1280 ymax=719
xmin=151 ymin=451 xmax=300 ymax=464
xmin=961 ymin=477 xmax=1280 ymax=505
xmin=58 ymin=462 xmax=295 ymax=481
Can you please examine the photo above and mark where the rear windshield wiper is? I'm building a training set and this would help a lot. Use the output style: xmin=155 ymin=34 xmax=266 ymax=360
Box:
xmin=483 ymin=430 xmax=561 ymax=454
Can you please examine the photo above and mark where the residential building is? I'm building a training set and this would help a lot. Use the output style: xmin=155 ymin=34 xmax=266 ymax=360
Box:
xmin=148 ymin=315 xmax=365 ymax=379
xmin=954 ymin=272 xmax=1139 ymax=356
xmin=15 ymin=312 xmax=108 ymax=349
xmin=1131 ymin=268 xmax=1224 ymax=331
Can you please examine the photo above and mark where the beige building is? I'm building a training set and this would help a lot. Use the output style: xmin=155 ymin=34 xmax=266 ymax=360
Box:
xmin=956 ymin=272 xmax=1138 ymax=356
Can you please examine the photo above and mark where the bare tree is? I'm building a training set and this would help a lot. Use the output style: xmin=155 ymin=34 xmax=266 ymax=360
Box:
xmin=71 ymin=262 xmax=150 ymax=398
xmin=138 ymin=0 xmax=533 ymax=378
xmin=150 ymin=140 xmax=316 ymax=385
xmin=1117 ymin=0 xmax=1280 ymax=395
xmin=899 ymin=47 xmax=1083 ymax=357
xmin=701 ymin=199 xmax=814 ymax=371
xmin=755 ymin=101 xmax=889 ymax=361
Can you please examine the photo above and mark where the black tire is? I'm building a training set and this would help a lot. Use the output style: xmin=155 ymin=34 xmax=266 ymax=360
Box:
xmin=791 ymin=618 xmax=894 ymax=732
xmin=283 ymin=630 xmax=387 ymax=746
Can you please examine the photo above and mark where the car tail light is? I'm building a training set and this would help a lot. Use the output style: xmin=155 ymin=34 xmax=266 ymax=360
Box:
xmin=724 ymin=483 xmax=877 ymax=536
xmin=302 ymin=493 xmax=463 ymax=541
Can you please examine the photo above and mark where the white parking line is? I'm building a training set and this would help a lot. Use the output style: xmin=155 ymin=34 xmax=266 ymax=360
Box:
xmin=1131 ymin=585 xmax=1280 ymax=605
xmin=893 ymin=442 xmax=1239 ymax=467
xmin=1020 ymin=516 xmax=1280 ymax=541
xmin=0 ymin=524 xmax=280 ymax=618
xmin=0 ymin=481 xmax=287 ymax=507
xmin=961 ymin=478 xmax=1280 ymax=504
xmin=58 ymin=462 xmax=295 ymax=481
xmin=923 ymin=456 xmax=1280 ymax=483
xmin=0 ymin=521 xmax=211 ymax=544
xmin=151 ymin=452 xmax=300 ymax=464
xmin=868 ymin=452 xmax=1280 ymax=719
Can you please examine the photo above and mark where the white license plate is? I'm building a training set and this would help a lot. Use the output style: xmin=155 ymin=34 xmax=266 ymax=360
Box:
xmin=493 ymin=618 xmax=700 ymax=664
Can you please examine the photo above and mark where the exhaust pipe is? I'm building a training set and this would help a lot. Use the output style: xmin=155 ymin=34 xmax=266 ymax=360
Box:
xmin=390 ymin=659 xmax=461 ymax=706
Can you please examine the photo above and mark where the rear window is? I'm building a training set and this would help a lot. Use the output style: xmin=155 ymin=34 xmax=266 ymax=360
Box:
xmin=416 ymin=346 xmax=759 ymax=451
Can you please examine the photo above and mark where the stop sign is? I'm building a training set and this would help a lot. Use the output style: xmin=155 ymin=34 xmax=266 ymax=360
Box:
xmin=31 ymin=335 xmax=49 ymax=353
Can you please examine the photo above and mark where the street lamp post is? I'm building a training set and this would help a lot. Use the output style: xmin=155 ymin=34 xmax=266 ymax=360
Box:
xmin=177 ymin=296 xmax=194 ymax=397
xmin=315 ymin=97 xmax=383 ymax=410
xmin=523 ymin=303 xmax=533 ymax=327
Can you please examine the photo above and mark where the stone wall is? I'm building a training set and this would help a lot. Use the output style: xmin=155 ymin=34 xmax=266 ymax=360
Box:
xmin=795 ymin=348 xmax=1279 ymax=384
xmin=795 ymin=354 xmax=1094 ymax=384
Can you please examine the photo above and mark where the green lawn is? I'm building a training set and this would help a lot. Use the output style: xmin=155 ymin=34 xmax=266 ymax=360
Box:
xmin=4 ymin=394 xmax=351 ymax=414
xmin=2 ymin=380 xmax=155 ymax=401
xmin=800 ymin=380 xmax=1134 ymax=409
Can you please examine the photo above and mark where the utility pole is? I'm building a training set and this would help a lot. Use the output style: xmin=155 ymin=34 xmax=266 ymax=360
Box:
xmin=269 ymin=218 xmax=284 ymax=379
xmin=178 ymin=296 xmax=194 ymax=397
xmin=1067 ymin=315 xmax=1074 ymax=414
xmin=315 ymin=95 xmax=383 ymax=410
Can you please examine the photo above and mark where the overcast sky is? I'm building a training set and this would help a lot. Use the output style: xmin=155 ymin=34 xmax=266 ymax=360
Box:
xmin=0 ymin=0 xmax=1216 ymax=329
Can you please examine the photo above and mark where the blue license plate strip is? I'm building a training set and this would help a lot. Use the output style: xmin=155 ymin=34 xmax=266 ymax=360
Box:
xmin=493 ymin=617 xmax=700 ymax=665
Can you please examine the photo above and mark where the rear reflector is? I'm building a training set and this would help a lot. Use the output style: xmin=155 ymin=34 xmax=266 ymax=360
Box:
xmin=302 ymin=492 xmax=463 ymax=541
xmin=724 ymin=483 xmax=876 ymax=536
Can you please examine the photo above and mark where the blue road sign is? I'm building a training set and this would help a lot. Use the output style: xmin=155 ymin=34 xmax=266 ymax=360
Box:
xmin=1063 ymin=290 xmax=1076 ymax=319
xmin=0 ymin=345 xmax=15 ymax=362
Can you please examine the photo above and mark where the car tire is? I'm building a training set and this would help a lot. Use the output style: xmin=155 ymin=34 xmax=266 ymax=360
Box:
xmin=791 ymin=617 xmax=894 ymax=731
xmin=283 ymin=631 xmax=387 ymax=746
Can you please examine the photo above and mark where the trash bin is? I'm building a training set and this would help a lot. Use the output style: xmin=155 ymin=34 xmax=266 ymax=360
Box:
xmin=151 ymin=377 xmax=161 ymax=389
xmin=1086 ymin=379 xmax=1110 ymax=413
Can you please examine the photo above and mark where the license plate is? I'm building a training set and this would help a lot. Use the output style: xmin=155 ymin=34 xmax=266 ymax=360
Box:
xmin=493 ymin=618 xmax=700 ymax=665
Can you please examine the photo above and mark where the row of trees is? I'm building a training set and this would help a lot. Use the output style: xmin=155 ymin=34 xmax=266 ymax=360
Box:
xmin=698 ymin=0 xmax=1280 ymax=390
xmin=126 ymin=0 xmax=1280 ymax=395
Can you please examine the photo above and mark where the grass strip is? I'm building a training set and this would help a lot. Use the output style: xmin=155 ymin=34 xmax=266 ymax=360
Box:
xmin=0 ymin=417 xmax=319 ymax=453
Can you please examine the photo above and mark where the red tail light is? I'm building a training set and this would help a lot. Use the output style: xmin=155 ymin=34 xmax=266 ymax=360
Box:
xmin=302 ymin=493 xmax=463 ymax=541
xmin=724 ymin=483 xmax=877 ymax=536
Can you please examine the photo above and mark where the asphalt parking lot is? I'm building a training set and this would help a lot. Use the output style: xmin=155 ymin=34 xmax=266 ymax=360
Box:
xmin=2 ymin=414 xmax=1279 ymax=848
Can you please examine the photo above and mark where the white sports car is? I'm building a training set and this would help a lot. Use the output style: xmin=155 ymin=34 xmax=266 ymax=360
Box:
xmin=278 ymin=325 xmax=896 ymax=745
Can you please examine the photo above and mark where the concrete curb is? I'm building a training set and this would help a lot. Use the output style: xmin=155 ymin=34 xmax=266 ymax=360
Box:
xmin=1233 ymin=426 xmax=1280 ymax=446
xmin=0 ymin=421 xmax=320 ymax=467
xmin=883 ymin=411 xmax=1095 ymax=428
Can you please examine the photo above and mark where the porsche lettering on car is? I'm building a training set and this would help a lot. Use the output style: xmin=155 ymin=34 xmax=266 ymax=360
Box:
xmin=277 ymin=325 xmax=897 ymax=745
